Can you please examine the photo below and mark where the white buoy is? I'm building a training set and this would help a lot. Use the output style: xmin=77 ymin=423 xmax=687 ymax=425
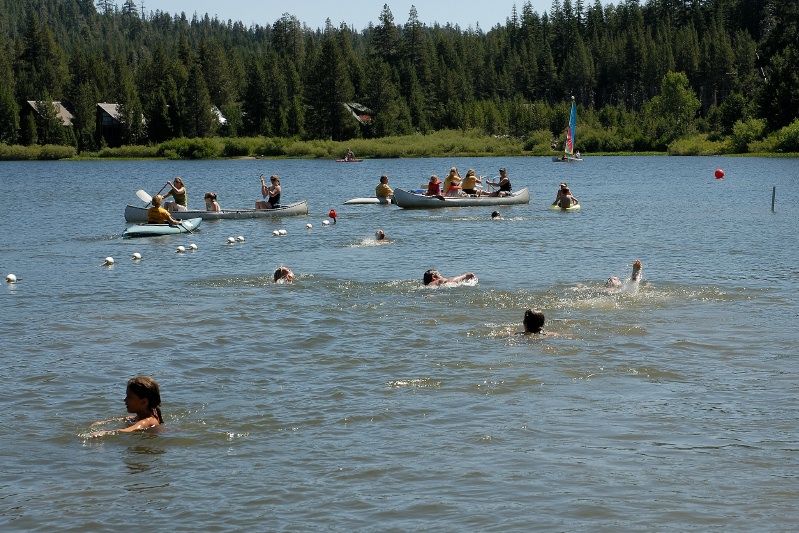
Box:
xmin=5 ymin=274 xmax=17 ymax=283
xmin=322 ymin=220 xmax=330 ymax=226
xmin=278 ymin=229 xmax=287 ymax=236
xmin=132 ymin=252 xmax=142 ymax=260
xmin=272 ymin=230 xmax=280 ymax=236
xmin=236 ymin=236 xmax=245 ymax=242
xmin=176 ymin=245 xmax=186 ymax=253
xmin=101 ymin=257 xmax=115 ymax=266
xmin=189 ymin=243 xmax=197 ymax=250
xmin=227 ymin=236 xmax=236 ymax=244
xmin=306 ymin=223 xmax=313 ymax=229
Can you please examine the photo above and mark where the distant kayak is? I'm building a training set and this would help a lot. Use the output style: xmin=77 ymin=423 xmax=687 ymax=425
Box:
xmin=122 ymin=218 xmax=202 ymax=238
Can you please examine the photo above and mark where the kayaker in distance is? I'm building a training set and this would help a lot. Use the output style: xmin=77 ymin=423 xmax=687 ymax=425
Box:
xmin=423 ymin=269 xmax=476 ymax=286
xmin=375 ymin=175 xmax=393 ymax=200
xmin=163 ymin=176 xmax=187 ymax=212
xmin=148 ymin=194 xmax=181 ymax=224
xmin=89 ymin=376 xmax=164 ymax=436
xmin=257 ymin=174 xmax=281 ymax=209
xmin=205 ymin=192 xmax=220 ymax=211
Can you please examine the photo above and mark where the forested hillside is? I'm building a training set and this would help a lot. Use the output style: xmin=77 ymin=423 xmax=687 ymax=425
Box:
xmin=0 ymin=0 xmax=796 ymax=155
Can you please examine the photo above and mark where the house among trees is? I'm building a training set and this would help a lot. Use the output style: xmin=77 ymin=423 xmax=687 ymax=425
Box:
xmin=96 ymin=103 xmax=123 ymax=147
xmin=344 ymin=103 xmax=372 ymax=126
xmin=21 ymin=100 xmax=75 ymax=145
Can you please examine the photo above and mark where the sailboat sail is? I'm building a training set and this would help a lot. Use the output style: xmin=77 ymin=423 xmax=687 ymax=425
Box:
xmin=565 ymin=97 xmax=576 ymax=156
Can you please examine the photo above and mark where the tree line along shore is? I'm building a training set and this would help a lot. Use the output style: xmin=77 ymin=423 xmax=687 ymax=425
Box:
xmin=1 ymin=0 xmax=798 ymax=160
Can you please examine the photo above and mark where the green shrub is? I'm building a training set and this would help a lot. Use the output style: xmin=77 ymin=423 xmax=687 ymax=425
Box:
xmin=730 ymin=118 xmax=766 ymax=153
xmin=157 ymin=138 xmax=223 ymax=159
xmin=667 ymin=134 xmax=729 ymax=155
xmin=96 ymin=145 xmax=160 ymax=158
xmin=773 ymin=119 xmax=799 ymax=152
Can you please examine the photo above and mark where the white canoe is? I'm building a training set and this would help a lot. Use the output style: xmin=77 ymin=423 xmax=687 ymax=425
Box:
xmin=392 ymin=188 xmax=530 ymax=209
xmin=124 ymin=200 xmax=309 ymax=222
xmin=343 ymin=196 xmax=394 ymax=205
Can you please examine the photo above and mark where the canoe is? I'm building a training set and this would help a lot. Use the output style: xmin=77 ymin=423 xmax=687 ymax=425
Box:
xmin=343 ymin=196 xmax=394 ymax=205
xmin=123 ymin=218 xmax=202 ymax=238
xmin=124 ymin=200 xmax=309 ymax=222
xmin=549 ymin=202 xmax=581 ymax=211
xmin=392 ymin=187 xmax=530 ymax=209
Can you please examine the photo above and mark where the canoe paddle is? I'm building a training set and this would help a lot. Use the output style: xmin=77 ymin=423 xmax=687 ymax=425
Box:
xmin=136 ymin=184 xmax=169 ymax=206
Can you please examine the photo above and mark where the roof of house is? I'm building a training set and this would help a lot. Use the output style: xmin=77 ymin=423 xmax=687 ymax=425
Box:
xmin=26 ymin=101 xmax=74 ymax=126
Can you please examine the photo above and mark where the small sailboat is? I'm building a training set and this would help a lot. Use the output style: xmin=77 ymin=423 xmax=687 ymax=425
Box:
xmin=553 ymin=96 xmax=583 ymax=162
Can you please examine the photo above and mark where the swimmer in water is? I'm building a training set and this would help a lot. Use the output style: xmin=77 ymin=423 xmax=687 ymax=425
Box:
xmin=605 ymin=260 xmax=642 ymax=291
xmin=423 ymin=269 xmax=476 ymax=286
xmin=89 ymin=376 xmax=164 ymax=436
xmin=274 ymin=266 xmax=295 ymax=283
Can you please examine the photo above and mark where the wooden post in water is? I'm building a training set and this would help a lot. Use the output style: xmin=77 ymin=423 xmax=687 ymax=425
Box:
xmin=772 ymin=186 xmax=776 ymax=212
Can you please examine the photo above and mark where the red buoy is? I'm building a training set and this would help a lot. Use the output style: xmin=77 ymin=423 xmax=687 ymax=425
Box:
xmin=329 ymin=209 xmax=337 ymax=224
xmin=714 ymin=168 xmax=724 ymax=179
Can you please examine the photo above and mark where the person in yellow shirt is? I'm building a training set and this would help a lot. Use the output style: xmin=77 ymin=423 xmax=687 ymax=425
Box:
xmin=375 ymin=175 xmax=394 ymax=199
xmin=147 ymin=195 xmax=181 ymax=224
xmin=442 ymin=167 xmax=462 ymax=196
xmin=461 ymin=169 xmax=487 ymax=196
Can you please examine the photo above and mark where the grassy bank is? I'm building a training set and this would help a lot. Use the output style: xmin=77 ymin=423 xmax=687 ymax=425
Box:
xmin=3 ymin=127 xmax=798 ymax=161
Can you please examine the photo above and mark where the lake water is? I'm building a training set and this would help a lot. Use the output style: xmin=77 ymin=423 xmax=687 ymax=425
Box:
xmin=1 ymin=155 xmax=798 ymax=531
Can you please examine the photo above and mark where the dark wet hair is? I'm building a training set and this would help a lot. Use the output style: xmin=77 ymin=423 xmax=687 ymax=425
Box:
xmin=127 ymin=376 xmax=163 ymax=424
xmin=204 ymin=192 xmax=217 ymax=200
xmin=380 ymin=175 xmax=389 ymax=183
xmin=523 ymin=309 xmax=545 ymax=334
xmin=491 ymin=211 xmax=501 ymax=219
xmin=423 ymin=269 xmax=440 ymax=285
xmin=274 ymin=266 xmax=292 ymax=282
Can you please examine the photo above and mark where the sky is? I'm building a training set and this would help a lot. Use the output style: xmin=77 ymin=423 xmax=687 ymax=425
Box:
xmin=137 ymin=1 xmax=559 ymax=31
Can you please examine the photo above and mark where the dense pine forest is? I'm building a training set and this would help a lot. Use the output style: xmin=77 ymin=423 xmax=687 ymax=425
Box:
xmin=0 ymin=0 xmax=797 ymax=157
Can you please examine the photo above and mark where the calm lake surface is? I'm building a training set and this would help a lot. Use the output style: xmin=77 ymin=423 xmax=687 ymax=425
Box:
xmin=1 ymin=155 xmax=798 ymax=531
